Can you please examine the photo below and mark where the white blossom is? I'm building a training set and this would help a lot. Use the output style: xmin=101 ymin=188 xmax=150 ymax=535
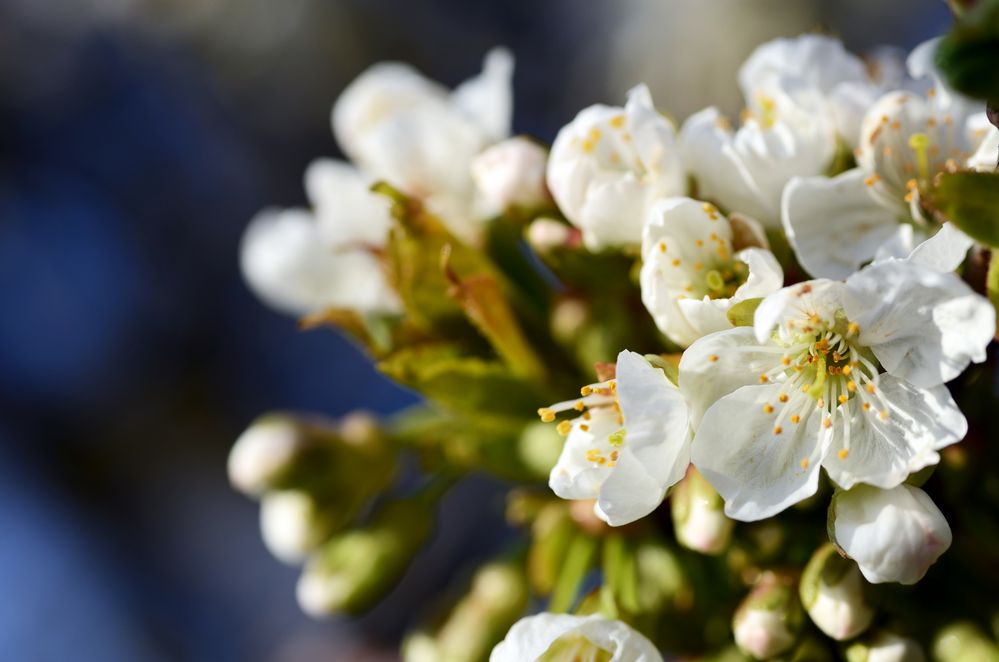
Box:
xmin=490 ymin=613 xmax=662 ymax=662
xmin=680 ymin=260 xmax=992 ymax=521
xmin=832 ymin=483 xmax=952 ymax=585
xmin=545 ymin=350 xmax=690 ymax=526
xmin=472 ymin=136 xmax=549 ymax=213
xmin=260 ymin=491 xmax=330 ymax=564
xmin=547 ymin=84 xmax=686 ymax=250
xmin=332 ymin=48 xmax=514 ymax=242
xmin=640 ymin=197 xmax=783 ymax=347
xmin=783 ymin=38 xmax=999 ymax=279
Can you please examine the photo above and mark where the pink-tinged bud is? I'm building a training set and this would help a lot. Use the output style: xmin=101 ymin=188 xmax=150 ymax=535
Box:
xmin=472 ymin=136 xmax=549 ymax=212
xmin=733 ymin=571 xmax=803 ymax=659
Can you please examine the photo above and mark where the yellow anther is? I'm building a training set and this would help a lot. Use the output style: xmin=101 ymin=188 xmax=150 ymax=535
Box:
xmin=693 ymin=261 xmax=704 ymax=271
xmin=906 ymin=179 xmax=918 ymax=191
xmin=582 ymin=411 xmax=591 ymax=420
xmin=581 ymin=385 xmax=592 ymax=396
xmin=800 ymin=458 xmax=809 ymax=469
xmin=802 ymin=384 xmax=811 ymax=393
xmin=832 ymin=351 xmax=841 ymax=362
xmin=838 ymin=394 xmax=849 ymax=404
xmin=538 ymin=408 xmax=555 ymax=423
xmin=823 ymin=417 xmax=833 ymax=429
xmin=790 ymin=414 xmax=801 ymax=424
xmin=847 ymin=322 xmax=860 ymax=336
xmin=773 ymin=426 xmax=783 ymax=435
xmin=863 ymin=402 xmax=871 ymax=411
xmin=557 ymin=420 xmax=572 ymax=436
xmin=708 ymin=354 xmax=719 ymax=363
xmin=838 ymin=448 xmax=849 ymax=460
xmin=573 ymin=401 xmax=585 ymax=412
xmin=866 ymin=383 xmax=876 ymax=394
xmin=759 ymin=374 xmax=770 ymax=384
xmin=609 ymin=114 xmax=625 ymax=129
xmin=659 ymin=242 xmax=667 ymax=253
xmin=610 ymin=381 xmax=617 ymax=393
xmin=847 ymin=381 xmax=857 ymax=392
xmin=879 ymin=410 xmax=890 ymax=421
xmin=702 ymin=203 xmax=720 ymax=220
xmin=842 ymin=365 xmax=852 ymax=375
xmin=864 ymin=174 xmax=881 ymax=187
xmin=671 ymin=258 xmax=681 ymax=267
xmin=580 ymin=424 xmax=590 ymax=432
xmin=782 ymin=356 xmax=791 ymax=366
xmin=763 ymin=404 xmax=774 ymax=414
xmin=890 ymin=120 xmax=902 ymax=130
xmin=779 ymin=393 xmax=789 ymax=403
xmin=589 ymin=127 xmax=602 ymax=141
xmin=695 ymin=239 xmax=704 ymax=247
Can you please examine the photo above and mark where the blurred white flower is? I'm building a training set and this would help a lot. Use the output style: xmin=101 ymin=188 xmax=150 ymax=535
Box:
xmin=670 ymin=466 xmax=734 ymax=555
xmin=333 ymin=48 xmax=513 ymax=243
xmin=847 ymin=630 xmax=926 ymax=662
xmin=783 ymin=38 xmax=999 ymax=279
xmin=832 ymin=483 xmax=952 ymax=585
xmin=800 ymin=544 xmax=874 ymax=641
xmin=732 ymin=572 xmax=802 ymax=659
xmin=490 ymin=613 xmax=662 ymax=662
xmin=545 ymin=350 xmax=690 ymax=526
xmin=260 ymin=491 xmax=332 ymax=564
xmin=681 ymin=260 xmax=992 ymax=521
xmin=472 ymin=136 xmax=549 ymax=213
xmin=640 ymin=197 xmax=782 ymax=347
xmin=547 ymin=84 xmax=686 ymax=250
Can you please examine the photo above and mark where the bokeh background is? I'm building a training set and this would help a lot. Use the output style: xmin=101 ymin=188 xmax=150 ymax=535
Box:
xmin=0 ymin=1 xmax=953 ymax=659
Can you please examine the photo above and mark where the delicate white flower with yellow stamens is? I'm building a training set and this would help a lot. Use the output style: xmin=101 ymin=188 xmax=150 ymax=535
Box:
xmin=680 ymin=259 xmax=993 ymax=521
xmin=546 ymin=84 xmax=687 ymax=250
xmin=240 ymin=160 xmax=401 ymax=317
xmin=680 ymin=91 xmax=835 ymax=228
xmin=491 ymin=613 xmax=663 ymax=662
xmin=783 ymin=38 xmax=999 ymax=279
xmin=739 ymin=34 xmax=885 ymax=149
xmin=640 ymin=197 xmax=783 ymax=347
xmin=333 ymin=48 xmax=513 ymax=243
xmin=543 ymin=350 xmax=690 ymax=526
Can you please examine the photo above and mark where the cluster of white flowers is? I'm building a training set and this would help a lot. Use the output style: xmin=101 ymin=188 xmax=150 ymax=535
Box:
xmin=238 ymin=31 xmax=997 ymax=661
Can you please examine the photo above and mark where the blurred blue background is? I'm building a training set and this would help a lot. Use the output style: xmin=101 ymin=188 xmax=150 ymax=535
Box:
xmin=0 ymin=0 xmax=951 ymax=659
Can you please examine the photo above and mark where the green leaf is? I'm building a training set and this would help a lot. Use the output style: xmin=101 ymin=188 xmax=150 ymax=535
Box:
xmin=988 ymin=251 xmax=999 ymax=339
xmin=923 ymin=171 xmax=999 ymax=247
xmin=726 ymin=298 xmax=763 ymax=327
xmin=936 ymin=0 xmax=999 ymax=101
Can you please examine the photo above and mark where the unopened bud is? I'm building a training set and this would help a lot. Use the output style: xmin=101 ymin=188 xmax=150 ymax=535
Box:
xmin=526 ymin=218 xmax=574 ymax=253
xmin=518 ymin=421 xmax=564 ymax=479
xmin=933 ymin=622 xmax=999 ymax=662
xmin=228 ymin=415 xmax=305 ymax=495
xmin=260 ymin=490 xmax=337 ymax=564
xmin=800 ymin=543 xmax=874 ymax=641
xmin=831 ymin=484 xmax=951 ymax=585
xmin=527 ymin=503 xmax=576 ymax=596
xmin=296 ymin=498 xmax=432 ymax=616
xmin=733 ymin=571 xmax=803 ymax=660
xmin=635 ymin=540 xmax=691 ymax=612
xmin=472 ymin=136 xmax=549 ymax=212
xmin=671 ymin=466 xmax=734 ymax=555
xmin=845 ymin=630 xmax=925 ymax=662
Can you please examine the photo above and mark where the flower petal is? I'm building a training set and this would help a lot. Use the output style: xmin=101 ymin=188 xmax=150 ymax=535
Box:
xmin=782 ymin=169 xmax=899 ymax=279
xmin=845 ymin=260 xmax=995 ymax=387
xmin=822 ymin=375 xmax=966 ymax=490
xmin=451 ymin=47 xmax=514 ymax=143
xmin=903 ymin=222 xmax=973 ymax=273
xmin=548 ymin=407 xmax=621 ymax=501
xmin=679 ymin=327 xmax=782 ymax=429
xmin=304 ymin=159 xmax=393 ymax=249
xmin=691 ymin=383 xmax=824 ymax=521
xmin=733 ymin=247 xmax=784 ymax=301
xmin=490 ymin=613 xmax=663 ymax=662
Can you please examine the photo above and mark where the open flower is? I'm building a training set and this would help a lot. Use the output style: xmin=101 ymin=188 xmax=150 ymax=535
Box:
xmin=240 ymin=160 xmax=400 ymax=317
xmin=332 ymin=48 xmax=513 ymax=242
xmin=832 ymin=483 xmax=952 ymax=585
xmin=491 ymin=613 xmax=662 ymax=662
xmin=783 ymin=38 xmax=999 ymax=279
xmin=544 ymin=350 xmax=690 ymax=526
xmin=680 ymin=259 xmax=993 ymax=521
xmin=739 ymin=34 xmax=885 ymax=149
xmin=640 ymin=197 xmax=783 ymax=347
xmin=547 ymin=85 xmax=686 ymax=250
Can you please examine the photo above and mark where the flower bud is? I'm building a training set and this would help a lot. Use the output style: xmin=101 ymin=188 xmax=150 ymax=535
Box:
xmin=800 ymin=544 xmax=874 ymax=641
xmin=671 ymin=466 xmax=734 ymax=555
xmin=490 ymin=613 xmax=663 ymax=662
xmin=932 ymin=622 xmax=999 ymax=661
xmin=472 ymin=136 xmax=549 ymax=212
xmin=733 ymin=571 xmax=803 ymax=660
xmin=526 ymin=218 xmax=575 ymax=253
xmin=296 ymin=498 xmax=433 ymax=616
xmin=404 ymin=561 xmax=529 ymax=662
xmin=845 ymin=630 xmax=925 ymax=662
xmin=228 ymin=414 xmax=305 ymax=495
xmin=259 ymin=490 xmax=337 ymax=564
xmin=831 ymin=484 xmax=952 ymax=585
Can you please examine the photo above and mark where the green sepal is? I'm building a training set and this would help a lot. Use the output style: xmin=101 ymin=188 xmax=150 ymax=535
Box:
xmin=727 ymin=298 xmax=763 ymax=327
xmin=923 ymin=172 xmax=999 ymax=247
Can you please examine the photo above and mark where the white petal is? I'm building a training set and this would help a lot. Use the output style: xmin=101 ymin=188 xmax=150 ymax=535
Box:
xmin=754 ymin=280 xmax=845 ymax=345
xmin=903 ymin=222 xmax=973 ymax=272
xmin=738 ymin=35 xmax=868 ymax=103
xmin=451 ymin=47 xmax=514 ymax=143
xmin=873 ymin=224 xmax=919 ymax=263
xmin=304 ymin=159 xmax=393 ymax=248
xmin=968 ymin=124 xmax=999 ymax=172
xmin=732 ymin=248 xmax=784 ymax=301
xmin=691 ymin=383 xmax=824 ymax=521
xmin=833 ymin=484 xmax=951 ymax=585
xmin=845 ymin=260 xmax=995 ymax=388
xmin=782 ymin=170 xmax=900 ymax=279
xmin=625 ymin=84 xmax=686 ymax=196
xmin=822 ymin=375 xmax=966 ymax=490
xmin=679 ymin=327 xmax=781 ymax=429
xmin=240 ymin=209 xmax=400 ymax=316
xmin=490 ymin=614 xmax=663 ymax=662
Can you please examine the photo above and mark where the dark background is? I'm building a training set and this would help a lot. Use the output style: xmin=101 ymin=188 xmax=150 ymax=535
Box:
xmin=0 ymin=1 xmax=951 ymax=660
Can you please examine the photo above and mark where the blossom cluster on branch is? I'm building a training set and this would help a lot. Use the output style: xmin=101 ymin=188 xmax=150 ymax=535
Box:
xmin=231 ymin=22 xmax=999 ymax=662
